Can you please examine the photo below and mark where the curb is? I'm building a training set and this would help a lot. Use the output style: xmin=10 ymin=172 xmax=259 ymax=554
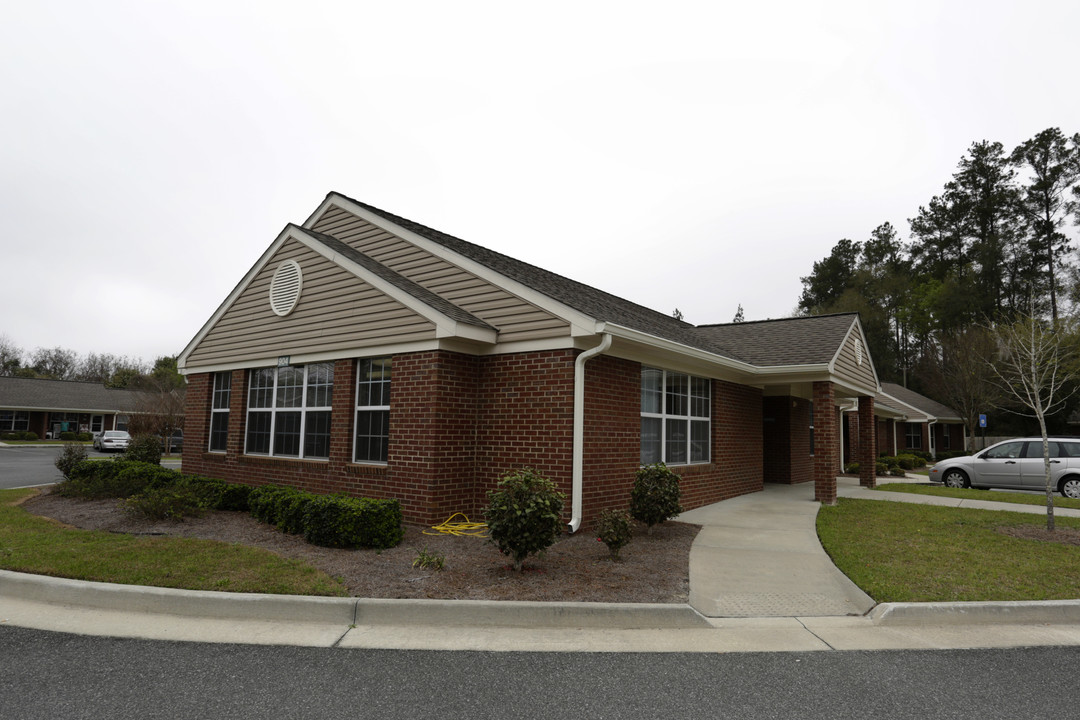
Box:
xmin=0 ymin=570 xmax=711 ymax=629
xmin=871 ymin=599 xmax=1080 ymax=626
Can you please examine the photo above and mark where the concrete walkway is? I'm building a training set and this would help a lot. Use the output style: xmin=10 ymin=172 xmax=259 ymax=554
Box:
xmin=6 ymin=476 xmax=1080 ymax=653
xmin=678 ymin=482 xmax=874 ymax=618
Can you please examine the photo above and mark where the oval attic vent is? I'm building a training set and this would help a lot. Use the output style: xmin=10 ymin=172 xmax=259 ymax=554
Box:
xmin=269 ymin=259 xmax=303 ymax=317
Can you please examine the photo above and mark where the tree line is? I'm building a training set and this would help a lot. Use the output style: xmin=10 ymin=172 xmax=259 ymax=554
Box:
xmin=798 ymin=127 xmax=1080 ymax=434
xmin=0 ymin=334 xmax=182 ymax=391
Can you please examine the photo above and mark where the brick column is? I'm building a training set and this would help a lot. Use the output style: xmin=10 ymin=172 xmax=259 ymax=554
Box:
xmin=813 ymin=381 xmax=838 ymax=504
xmin=858 ymin=395 xmax=876 ymax=488
xmin=228 ymin=368 xmax=247 ymax=459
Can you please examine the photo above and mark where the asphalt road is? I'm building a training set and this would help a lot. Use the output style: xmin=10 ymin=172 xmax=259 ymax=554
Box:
xmin=0 ymin=446 xmax=182 ymax=489
xmin=1 ymin=625 xmax=1077 ymax=719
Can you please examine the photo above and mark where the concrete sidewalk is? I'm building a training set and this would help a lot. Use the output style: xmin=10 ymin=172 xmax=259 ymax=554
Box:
xmin=5 ymin=476 xmax=1080 ymax=653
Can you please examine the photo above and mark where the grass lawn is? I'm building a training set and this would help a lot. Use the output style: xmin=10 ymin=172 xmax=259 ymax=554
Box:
xmin=818 ymin=498 xmax=1080 ymax=602
xmin=0 ymin=488 xmax=346 ymax=596
xmin=876 ymin=482 xmax=1080 ymax=511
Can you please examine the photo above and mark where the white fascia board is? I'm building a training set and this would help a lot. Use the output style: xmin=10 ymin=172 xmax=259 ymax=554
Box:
xmin=311 ymin=195 xmax=600 ymax=335
xmin=292 ymin=227 xmax=497 ymax=346
xmin=177 ymin=226 xmax=295 ymax=372
xmin=877 ymin=392 xmax=933 ymax=422
xmin=4 ymin=406 xmax=127 ymax=414
xmin=598 ymin=323 xmax=759 ymax=376
xmin=179 ymin=340 xmax=444 ymax=376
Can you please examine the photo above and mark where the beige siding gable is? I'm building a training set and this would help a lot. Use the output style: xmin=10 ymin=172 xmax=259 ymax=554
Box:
xmin=309 ymin=203 xmax=570 ymax=343
xmin=184 ymin=236 xmax=436 ymax=367
xmin=831 ymin=324 xmax=878 ymax=393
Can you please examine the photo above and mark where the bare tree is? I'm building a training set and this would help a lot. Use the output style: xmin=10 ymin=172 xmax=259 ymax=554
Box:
xmin=128 ymin=375 xmax=186 ymax=453
xmin=29 ymin=346 xmax=79 ymax=380
xmin=987 ymin=308 xmax=1080 ymax=530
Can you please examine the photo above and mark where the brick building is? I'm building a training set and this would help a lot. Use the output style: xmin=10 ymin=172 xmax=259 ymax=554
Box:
xmin=875 ymin=382 xmax=964 ymax=458
xmin=178 ymin=192 xmax=882 ymax=528
xmin=0 ymin=376 xmax=140 ymax=439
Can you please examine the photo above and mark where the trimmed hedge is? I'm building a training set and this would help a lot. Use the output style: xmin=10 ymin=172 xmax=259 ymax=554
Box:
xmin=249 ymin=484 xmax=403 ymax=549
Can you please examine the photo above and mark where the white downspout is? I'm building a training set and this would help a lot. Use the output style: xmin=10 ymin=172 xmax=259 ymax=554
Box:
xmin=569 ymin=333 xmax=612 ymax=533
xmin=928 ymin=419 xmax=937 ymax=460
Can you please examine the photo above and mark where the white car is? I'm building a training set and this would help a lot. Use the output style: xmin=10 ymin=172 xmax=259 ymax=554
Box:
xmin=94 ymin=430 xmax=131 ymax=453
xmin=928 ymin=437 xmax=1080 ymax=498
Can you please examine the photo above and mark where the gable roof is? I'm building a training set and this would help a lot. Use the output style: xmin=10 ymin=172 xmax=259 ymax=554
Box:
xmin=691 ymin=314 xmax=861 ymax=367
xmin=879 ymin=382 xmax=962 ymax=422
xmin=0 ymin=376 xmax=140 ymax=413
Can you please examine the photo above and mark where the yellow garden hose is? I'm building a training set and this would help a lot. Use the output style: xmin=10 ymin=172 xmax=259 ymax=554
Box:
xmin=422 ymin=512 xmax=489 ymax=537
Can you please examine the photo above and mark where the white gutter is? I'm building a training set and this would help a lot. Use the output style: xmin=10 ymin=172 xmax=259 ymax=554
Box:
xmin=928 ymin=419 xmax=937 ymax=459
xmin=568 ymin=333 xmax=612 ymax=533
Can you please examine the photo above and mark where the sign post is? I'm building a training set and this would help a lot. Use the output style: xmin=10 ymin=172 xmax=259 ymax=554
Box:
xmin=979 ymin=414 xmax=987 ymax=451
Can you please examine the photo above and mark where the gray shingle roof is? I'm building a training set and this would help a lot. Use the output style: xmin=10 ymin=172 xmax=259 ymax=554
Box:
xmin=326 ymin=192 xmax=861 ymax=369
xmin=691 ymin=314 xmax=858 ymax=366
xmin=879 ymin=382 xmax=961 ymax=421
xmin=302 ymin=227 xmax=495 ymax=331
xmin=0 ymin=376 xmax=141 ymax=413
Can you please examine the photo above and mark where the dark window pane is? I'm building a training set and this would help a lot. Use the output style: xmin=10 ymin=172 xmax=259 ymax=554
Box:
xmin=245 ymin=412 xmax=271 ymax=454
xmin=210 ymin=412 xmax=229 ymax=452
xmin=641 ymin=417 xmax=662 ymax=464
xmin=666 ymin=373 xmax=688 ymax=416
xmin=691 ymin=420 xmax=710 ymax=463
xmin=355 ymin=409 xmax=389 ymax=462
xmin=304 ymin=411 xmax=331 ymax=459
xmin=274 ymin=411 xmax=301 ymax=456
xmin=665 ymin=419 xmax=687 ymax=464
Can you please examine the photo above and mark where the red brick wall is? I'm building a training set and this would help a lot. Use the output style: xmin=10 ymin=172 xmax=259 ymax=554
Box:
xmin=475 ymin=350 xmax=577 ymax=516
xmin=858 ymin=395 xmax=876 ymax=488
xmin=812 ymin=381 xmax=838 ymax=503
xmin=181 ymin=348 xmax=767 ymax=527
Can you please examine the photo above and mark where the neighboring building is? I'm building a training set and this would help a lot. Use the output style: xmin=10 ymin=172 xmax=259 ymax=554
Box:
xmin=178 ymin=192 xmax=882 ymax=528
xmin=876 ymin=382 xmax=964 ymax=458
xmin=0 ymin=376 xmax=141 ymax=438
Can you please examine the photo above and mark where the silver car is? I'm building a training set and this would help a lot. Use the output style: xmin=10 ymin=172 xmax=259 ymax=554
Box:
xmin=928 ymin=437 xmax=1080 ymax=498
xmin=94 ymin=430 xmax=130 ymax=453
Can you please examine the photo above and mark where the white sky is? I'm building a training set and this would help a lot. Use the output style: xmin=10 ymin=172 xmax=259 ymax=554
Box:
xmin=2 ymin=0 xmax=1078 ymax=363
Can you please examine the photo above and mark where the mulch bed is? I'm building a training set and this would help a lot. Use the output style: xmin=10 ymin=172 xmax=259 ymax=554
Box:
xmin=20 ymin=490 xmax=698 ymax=603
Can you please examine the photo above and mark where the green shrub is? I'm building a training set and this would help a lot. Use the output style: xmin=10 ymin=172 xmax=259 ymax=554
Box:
xmin=23 ymin=432 xmax=38 ymax=441
xmin=301 ymin=494 xmax=403 ymax=549
xmin=77 ymin=432 xmax=92 ymax=442
xmin=58 ymin=431 xmax=76 ymax=441
xmin=596 ymin=508 xmax=633 ymax=560
xmin=125 ymin=433 xmax=162 ymax=465
xmin=876 ymin=461 xmax=889 ymax=476
xmin=485 ymin=468 xmax=566 ymax=571
xmin=248 ymin=485 xmax=309 ymax=533
xmin=844 ymin=462 xmax=860 ymax=474
xmin=184 ymin=477 xmax=252 ymax=512
xmin=57 ymin=459 xmax=178 ymax=499
xmin=124 ymin=480 xmax=210 ymax=521
xmin=889 ymin=467 xmax=906 ymax=477
xmin=54 ymin=441 xmax=88 ymax=479
xmin=630 ymin=463 xmax=683 ymax=534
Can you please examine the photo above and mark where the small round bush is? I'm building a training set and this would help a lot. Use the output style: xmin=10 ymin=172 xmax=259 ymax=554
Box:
xmin=889 ymin=467 xmax=906 ymax=477
xmin=844 ymin=462 xmax=860 ymax=474
xmin=485 ymin=468 xmax=566 ymax=571
xmin=23 ymin=432 xmax=38 ymax=441
xmin=125 ymin=433 xmax=162 ymax=465
xmin=875 ymin=461 xmax=889 ymax=476
xmin=77 ymin=432 xmax=93 ymax=442
xmin=630 ymin=463 xmax=683 ymax=534
xmin=596 ymin=508 xmax=633 ymax=560
xmin=59 ymin=431 xmax=76 ymax=441
xmin=54 ymin=441 xmax=88 ymax=479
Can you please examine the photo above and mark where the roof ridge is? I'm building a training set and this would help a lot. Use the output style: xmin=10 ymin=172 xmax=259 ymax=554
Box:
xmin=695 ymin=312 xmax=858 ymax=329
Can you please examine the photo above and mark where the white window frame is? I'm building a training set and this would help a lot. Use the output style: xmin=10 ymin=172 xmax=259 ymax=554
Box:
xmin=244 ymin=363 xmax=334 ymax=460
xmin=353 ymin=357 xmax=391 ymax=464
xmin=91 ymin=415 xmax=103 ymax=433
xmin=209 ymin=371 xmax=232 ymax=453
xmin=905 ymin=422 xmax=922 ymax=449
xmin=640 ymin=367 xmax=711 ymax=466
xmin=0 ymin=410 xmax=30 ymax=432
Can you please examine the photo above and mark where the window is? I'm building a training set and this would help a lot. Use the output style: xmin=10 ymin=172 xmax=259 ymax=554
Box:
xmin=940 ymin=426 xmax=951 ymax=451
xmin=0 ymin=410 xmax=29 ymax=432
xmin=905 ymin=423 xmax=922 ymax=449
xmin=354 ymin=358 xmax=391 ymax=463
xmin=245 ymin=363 xmax=333 ymax=459
xmin=209 ymin=372 xmax=231 ymax=452
xmin=985 ymin=441 xmax=1023 ymax=459
xmin=640 ymin=367 xmax=710 ymax=465
xmin=115 ymin=415 xmax=129 ymax=432
xmin=91 ymin=415 xmax=103 ymax=433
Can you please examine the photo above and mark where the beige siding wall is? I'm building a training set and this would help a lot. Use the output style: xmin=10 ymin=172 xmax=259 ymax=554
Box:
xmin=833 ymin=331 xmax=877 ymax=391
xmin=311 ymin=204 xmax=570 ymax=342
xmin=185 ymin=237 xmax=436 ymax=367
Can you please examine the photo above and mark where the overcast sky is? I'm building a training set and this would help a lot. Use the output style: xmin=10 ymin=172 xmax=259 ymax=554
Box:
xmin=3 ymin=0 xmax=1078 ymax=365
